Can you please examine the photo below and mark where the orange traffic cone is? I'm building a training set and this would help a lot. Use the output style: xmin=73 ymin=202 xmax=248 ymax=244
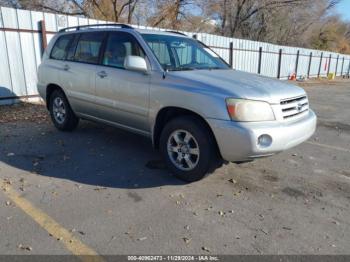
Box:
xmin=289 ymin=72 xmax=296 ymax=81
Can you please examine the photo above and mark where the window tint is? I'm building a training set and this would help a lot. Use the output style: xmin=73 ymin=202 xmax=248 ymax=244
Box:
xmin=50 ymin=34 xmax=74 ymax=60
xmin=146 ymin=41 xmax=171 ymax=68
xmin=66 ymin=34 xmax=80 ymax=61
xmin=103 ymin=32 xmax=145 ymax=69
xmin=173 ymin=42 xmax=192 ymax=65
xmin=173 ymin=43 xmax=215 ymax=67
xmin=74 ymin=32 xmax=105 ymax=64
xmin=142 ymin=34 xmax=229 ymax=71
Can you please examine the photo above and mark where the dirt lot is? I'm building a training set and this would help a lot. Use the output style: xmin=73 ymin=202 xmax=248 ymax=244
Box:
xmin=0 ymin=79 xmax=349 ymax=256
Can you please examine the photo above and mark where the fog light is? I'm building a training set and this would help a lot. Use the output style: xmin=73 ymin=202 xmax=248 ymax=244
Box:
xmin=258 ymin=134 xmax=272 ymax=148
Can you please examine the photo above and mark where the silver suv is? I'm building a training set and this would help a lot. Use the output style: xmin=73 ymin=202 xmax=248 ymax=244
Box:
xmin=37 ymin=24 xmax=317 ymax=182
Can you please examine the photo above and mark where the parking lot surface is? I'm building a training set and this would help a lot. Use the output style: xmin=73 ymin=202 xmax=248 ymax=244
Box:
xmin=0 ymin=79 xmax=349 ymax=255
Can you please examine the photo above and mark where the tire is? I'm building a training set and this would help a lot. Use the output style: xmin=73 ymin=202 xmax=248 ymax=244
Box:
xmin=49 ymin=89 xmax=79 ymax=131
xmin=159 ymin=116 xmax=220 ymax=182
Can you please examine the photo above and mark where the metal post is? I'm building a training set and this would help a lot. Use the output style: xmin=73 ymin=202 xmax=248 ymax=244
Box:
xmin=318 ymin=52 xmax=323 ymax=78
xmin=327 ymin=54 xmax=332 ymax=76
xmin=277 ymin=49 xmax=282 ymax=79
xmin=229 ymin=42 xmax=233 ymax=68
xmin=335 ymin=54 xmax=339 ymax=76
xmin=39 ymin=20 xmax=47 ymax=54
xmin=307 ymin=52 xmax=312 ymax=79
xmin=341 ymin=57 xmax=345 ymax=77
xmin=258 ymin=47 xmax=262 ymax=74
xmin=347 ymin=59 xmax=350 ymax=78
xmin=295 ymin=50 xmax=300 ymax=77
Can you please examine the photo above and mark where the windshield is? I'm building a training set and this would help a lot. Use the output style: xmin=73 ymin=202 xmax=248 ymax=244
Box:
xmin=142 ymin=34 xmax=230 ymax=71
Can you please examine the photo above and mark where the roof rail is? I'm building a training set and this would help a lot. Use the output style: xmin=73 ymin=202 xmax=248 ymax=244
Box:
xmin=165 ymin=30 xmax=188 ymax=36
xmin=59 ymin=23 xmax=133 ymax=33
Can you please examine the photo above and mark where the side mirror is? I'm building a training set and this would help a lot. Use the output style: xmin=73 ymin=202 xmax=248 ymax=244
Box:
xmin=124 ymin=56 xmax=148 ymax=73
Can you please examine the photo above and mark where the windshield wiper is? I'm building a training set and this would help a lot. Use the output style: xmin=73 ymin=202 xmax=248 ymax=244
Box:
xmin=197 ymin=66 xmax=222 ymax=70
xmin=168 ymin=67 xmax=195 ymax=71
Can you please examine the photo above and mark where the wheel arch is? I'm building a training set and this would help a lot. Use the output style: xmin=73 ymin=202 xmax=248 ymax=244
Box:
xmin=152 ymin=106 xmax=221 ymax=157
xmin=45 ymin=84 xmax=65 ymax=110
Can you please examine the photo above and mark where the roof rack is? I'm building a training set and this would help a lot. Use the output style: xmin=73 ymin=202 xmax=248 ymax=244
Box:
xmin=59 ymin=23 xmax=133 ymax=33
xmin=165 ymin=30 xmax=188 ymax=36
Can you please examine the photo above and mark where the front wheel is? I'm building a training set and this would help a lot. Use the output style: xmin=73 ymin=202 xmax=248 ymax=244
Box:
xmin=159 ymin=116 xmax=219 ymax=182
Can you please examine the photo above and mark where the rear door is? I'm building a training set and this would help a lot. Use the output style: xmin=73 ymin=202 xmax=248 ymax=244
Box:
xmin=95 ymin=32 xmax=150 ymax=133
xmin=46 ymin=33 xmax=76 ymax=99
xmin=61 ymin=32 xmax=106 ymax=117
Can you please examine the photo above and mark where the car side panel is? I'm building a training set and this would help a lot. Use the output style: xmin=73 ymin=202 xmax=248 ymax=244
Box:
xmin=61 ymin=61 xmax=97 ymax=116
xmin=37 ymin=59 xmax=64 ymax=102
xmin=148 ymin=72 xmax=229 ymax=124
xmin=95 ymin=66 xmax=151 ymax=132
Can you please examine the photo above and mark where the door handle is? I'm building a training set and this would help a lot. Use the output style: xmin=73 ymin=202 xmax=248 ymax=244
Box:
xmin=63 ymin=64 xmax=70 ymax=71
xmin=97 ymin=71 xmax=108 ymax=78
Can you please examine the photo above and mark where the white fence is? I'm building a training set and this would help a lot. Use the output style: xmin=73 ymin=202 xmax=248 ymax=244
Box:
xmin=1 ymin=6 xmax=350 ymax=104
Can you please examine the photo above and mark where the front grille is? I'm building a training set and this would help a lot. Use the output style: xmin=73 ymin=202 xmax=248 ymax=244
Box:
xmin=280 ymin=95 xmax=309 ymax=119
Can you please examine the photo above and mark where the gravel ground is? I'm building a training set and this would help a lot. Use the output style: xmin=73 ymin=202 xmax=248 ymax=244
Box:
xmin=0 ymin=79 xmax=349 ymax=255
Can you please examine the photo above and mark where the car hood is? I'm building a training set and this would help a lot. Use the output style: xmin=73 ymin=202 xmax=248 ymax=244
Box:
xmin=170 ymin=69 xmax=306 ymax=104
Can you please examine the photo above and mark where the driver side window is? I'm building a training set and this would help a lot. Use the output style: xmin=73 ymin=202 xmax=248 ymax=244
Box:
xmin=103 ymin=32 xmax=145 ymax=69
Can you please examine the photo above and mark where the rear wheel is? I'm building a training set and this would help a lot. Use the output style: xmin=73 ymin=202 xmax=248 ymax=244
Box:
xmin=49 ymin=89 xmax=79 ymax=131
xmin=160 ymin=116 xmax=219 ymax=182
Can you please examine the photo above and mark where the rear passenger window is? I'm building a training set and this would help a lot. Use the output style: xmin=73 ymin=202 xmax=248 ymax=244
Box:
xmin=73 ymin=32 xmax=105 ymax=64
xmin=50 ymin=35 xmax=74 ymax=60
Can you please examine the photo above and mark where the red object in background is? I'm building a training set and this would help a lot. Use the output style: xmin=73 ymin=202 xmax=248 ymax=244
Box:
xmin=324 ymin=58 xmax=328 ymax=71
xmin=289 ymin=72 xmax=296 ymax=80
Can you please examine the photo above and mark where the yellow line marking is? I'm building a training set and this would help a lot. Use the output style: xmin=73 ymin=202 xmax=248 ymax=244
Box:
xmin=306 ymin=141 xmax=350 ymax=153
xmin=2 ymin=183 xmax=105 ymax=262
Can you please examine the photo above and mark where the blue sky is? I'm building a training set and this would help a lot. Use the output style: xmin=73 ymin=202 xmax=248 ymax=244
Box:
xmin=336 ymin=0 xmax=350 ymax=21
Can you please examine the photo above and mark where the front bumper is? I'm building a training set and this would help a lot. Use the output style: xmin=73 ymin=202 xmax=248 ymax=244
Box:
xmin=207 ymin=110 xmax=317 ymax=162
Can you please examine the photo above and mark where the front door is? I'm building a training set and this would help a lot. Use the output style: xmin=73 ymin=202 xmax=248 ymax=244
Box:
xmin=95 ymin=32 xmax=150 ymax=133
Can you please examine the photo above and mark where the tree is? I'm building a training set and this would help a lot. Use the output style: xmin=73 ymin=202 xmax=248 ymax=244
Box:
xmin=1 ymin=0 xmax=349 ymax=53
xmin=310 ymin=15 xmax=350 ymax=53
xmin=147 ymin=0 xmax=194 ymax=29
xmin=203 ymin=0 xmax=308 ymax=37
xmin=200 ymin=0 xmax=349 ymax=53
xmin=0 ymin=0 xmax=142 ymax=23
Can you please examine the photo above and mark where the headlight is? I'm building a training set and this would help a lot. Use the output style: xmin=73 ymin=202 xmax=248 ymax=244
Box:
xmin=226 ymin=98 xmax=275 ymax=122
